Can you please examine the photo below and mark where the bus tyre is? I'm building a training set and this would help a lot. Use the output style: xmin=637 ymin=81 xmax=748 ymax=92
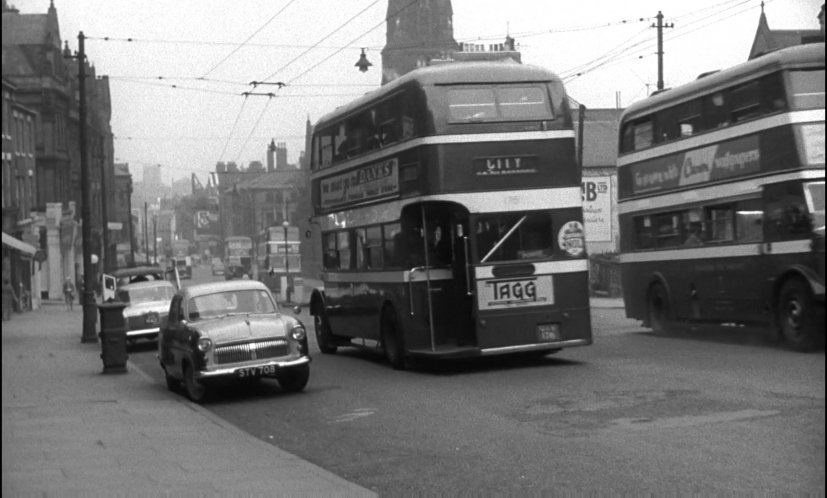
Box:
xmin=777 ymin=278 xmax=820 ymax=352
xmin=381 ymin=307 xmax=406 ymax=370
xmin=647 ymin=283 xmax=670 ymax=335
xmin=313 ymin=314 xmax=338 ymax=354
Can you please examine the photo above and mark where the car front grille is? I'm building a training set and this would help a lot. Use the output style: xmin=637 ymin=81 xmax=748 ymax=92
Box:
xmin=213 ymin=338 xmax=290 ymax=364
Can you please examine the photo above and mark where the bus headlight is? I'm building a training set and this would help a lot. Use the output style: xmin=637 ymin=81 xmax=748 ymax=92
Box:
xmin=290 ymin=325 xmax=306 ymax=341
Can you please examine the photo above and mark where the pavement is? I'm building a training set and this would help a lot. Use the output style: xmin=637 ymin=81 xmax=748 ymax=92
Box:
xmin=1 ymin=301 xmax=376 ymax=497
xmin=2 ymin=295 xmax=624 ymax=496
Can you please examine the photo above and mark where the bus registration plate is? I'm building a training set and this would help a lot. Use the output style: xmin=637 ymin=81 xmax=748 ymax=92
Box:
xmin=537 ymin=323 xmax=561 ymax=342
xmin=477 ymin=275 xmax=553 ymax=310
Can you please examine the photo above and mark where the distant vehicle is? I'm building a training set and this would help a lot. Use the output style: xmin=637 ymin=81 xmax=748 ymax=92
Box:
xmin=158 ymin=280 xmax=311 ymax=403
xmin=211 ymin=258 xmax=225 ymax=276
xmin=258 ymin=225 xmax=301 ymax=296
xmin=224 ymin=236 xmax=253 ymax=278
xmin=116 ymin=280 xmax=176 ymax=344
xmin=171 ymin=239 xmax=192 ymax=279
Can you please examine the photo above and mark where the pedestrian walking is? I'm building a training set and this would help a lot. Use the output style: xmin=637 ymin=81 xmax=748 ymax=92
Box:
xmin=63 ymin=277 xmax=76 ymax=311
xmin=2 ymin=278 xmax=18 ymax=320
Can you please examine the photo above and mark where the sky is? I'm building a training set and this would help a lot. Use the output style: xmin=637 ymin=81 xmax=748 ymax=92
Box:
xmin=11 ymin=0 xmax=823 ymax=184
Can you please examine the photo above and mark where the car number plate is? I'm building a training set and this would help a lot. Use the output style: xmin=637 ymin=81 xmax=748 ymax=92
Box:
xmin=236 ymin=365 xmax=277 ymax=378
xmin=537 ymin=323 xmax=561 ymax=342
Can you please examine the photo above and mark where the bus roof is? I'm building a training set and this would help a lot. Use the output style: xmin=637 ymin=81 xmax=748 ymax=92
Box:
xmin=621 ymin=42 xmax=825 ymax=122
xmin=315 ymin=61 xmax=564 ymax=127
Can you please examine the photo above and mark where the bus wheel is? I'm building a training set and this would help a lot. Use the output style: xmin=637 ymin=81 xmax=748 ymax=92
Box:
xmin=381 ymin=307 xmax=406 ymax=370
xmin=777 ymin=278 xmax=820 ymax=352
xmin=647 ymin=283 xmax=670 ymax=335
xmin=313 ymin=314 xmax=338 ymax=354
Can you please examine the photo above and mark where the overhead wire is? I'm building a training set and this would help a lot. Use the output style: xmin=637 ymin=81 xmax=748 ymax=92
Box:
xmin=201 ymin=0 xmax=299 ymax=78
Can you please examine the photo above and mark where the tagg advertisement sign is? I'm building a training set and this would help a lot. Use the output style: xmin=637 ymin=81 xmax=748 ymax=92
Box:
xmin=320 ymin=158 xmax=399 ymax=210
xmin=581 ymin=177 xmax=612 ymax=242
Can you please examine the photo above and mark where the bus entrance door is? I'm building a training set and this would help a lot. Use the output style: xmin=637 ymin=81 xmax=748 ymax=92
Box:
xmin=403 ymin=203 xmax=474 ymax=353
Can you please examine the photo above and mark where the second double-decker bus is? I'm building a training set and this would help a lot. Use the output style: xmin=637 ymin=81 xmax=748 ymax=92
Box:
xmin=171 ymin=239 xmax=192 ymax=279
xmin=617 ymin=43 xmax=824 ymax=351
xmin=224 ymin=235 xmax=253 ymax=279
xmin=308 ymin=61 xmax=592 ymax=369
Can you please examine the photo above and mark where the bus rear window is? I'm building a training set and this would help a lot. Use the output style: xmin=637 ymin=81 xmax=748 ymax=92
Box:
xmin=447 ymin=86 xmax=553 ymax=123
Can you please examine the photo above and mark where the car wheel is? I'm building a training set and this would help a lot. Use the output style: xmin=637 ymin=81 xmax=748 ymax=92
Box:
xmin=277 ymin=364 xmax=309 ymax=392
xmin=313 ymin=314 xmax=338 ymax=354
xmin=777 ymin=278 xmax=821 ymax=352
xmin=381 ymin=307 xmax=407 ymax=370
xmin=183 ymin=363 xmax=208 ymax=403
xmin=647 ymin=283 xmax=670 ymax=335
xmin=163 ymin=367 xmax=180 ymax=392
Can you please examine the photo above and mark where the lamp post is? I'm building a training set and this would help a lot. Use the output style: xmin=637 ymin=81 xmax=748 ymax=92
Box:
xmin=64 ymin=32 xmax=97 ymax=343
xmin=282 ymin=220 xmax=290 ymax=304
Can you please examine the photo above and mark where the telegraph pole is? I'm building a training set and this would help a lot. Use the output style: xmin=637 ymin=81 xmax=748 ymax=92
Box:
xmin=66 ymin=32 xmax=98 ymax=343
xmin=651 ymin=11 xmax=674 ymax=91
xmin=144 ymin=201 xmax=149 ymax=262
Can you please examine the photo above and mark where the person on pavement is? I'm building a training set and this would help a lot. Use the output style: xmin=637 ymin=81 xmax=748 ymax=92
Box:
xmin=2 ymin=278 xmax=18 ymax=320
xmin=63 ymin=277 xmax=76 ymax=311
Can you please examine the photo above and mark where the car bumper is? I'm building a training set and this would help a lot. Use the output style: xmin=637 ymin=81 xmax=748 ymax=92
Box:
xmin=126 ymin=327 xmax=160 ymax=339
xmin=195 ymin=356 xmax=310 ymax=380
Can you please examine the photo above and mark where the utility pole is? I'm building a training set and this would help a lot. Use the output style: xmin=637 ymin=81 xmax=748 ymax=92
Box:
xmin=144 ymin=201 xmax=149 ymax=262
xmin=153 ymin=215 xmax=158 ymax=265
xmin=65 ymin=32 xmax=97 ymax=343
xmin=651 ymin=11 xmax=674 ymax=91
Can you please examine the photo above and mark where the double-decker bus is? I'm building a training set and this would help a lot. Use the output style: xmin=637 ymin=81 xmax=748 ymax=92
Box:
xmin=171 ymin=239 xmax=192 ymax=279
xmin=617 ymin=43 xmax=825 ymax=351
xmin=257 ymin=225 xmax=301 ymax=298
xmin=308 ymin=62 xmax=592 ymax=369
xmin=224 ymin=235 xmax=253 ymax=279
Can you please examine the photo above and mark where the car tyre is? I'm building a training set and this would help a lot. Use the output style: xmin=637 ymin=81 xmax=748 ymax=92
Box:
xmin=647 ymin=283 xmax=671 ymax=335
xmin=183 ymin=363 xmax=209 ymax=403
xmin=777 ymin=278 xmax=821 ymax=352
xmin=313 ymin=314 xmax=338 ymax=354
xmin=381 ymin=307 xmax=407 ymax=370
xmin=277 ymin=364 xmax=309 ymax=392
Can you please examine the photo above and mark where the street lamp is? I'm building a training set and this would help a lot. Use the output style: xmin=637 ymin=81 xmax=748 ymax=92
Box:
xmin=282 ymin=220 xmax=290 ymax=304
xmin=64 ymin=32 xmax=97 ymax=343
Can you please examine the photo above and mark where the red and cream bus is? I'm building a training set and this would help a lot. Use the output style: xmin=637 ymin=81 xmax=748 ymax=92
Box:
xmin=617 ymin=43 xmax=824 ymax=351
xmin=308 ymin=62 xmax=592 ymax=369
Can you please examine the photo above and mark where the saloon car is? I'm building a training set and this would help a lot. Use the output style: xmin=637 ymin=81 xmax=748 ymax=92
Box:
xmin=158 ymin=280 xmax=310 ymax=402
xmin=116 ymin=280 xmax=176 ymax=344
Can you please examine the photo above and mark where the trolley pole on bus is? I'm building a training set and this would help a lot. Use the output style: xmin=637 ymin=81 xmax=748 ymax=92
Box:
xmin=282 ymin=221 xmax=291 ymax=304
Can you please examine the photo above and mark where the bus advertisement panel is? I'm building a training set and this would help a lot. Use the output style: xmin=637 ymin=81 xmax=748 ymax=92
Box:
xmin=617 ymin=43 xmax=824 ymax=351
xmin=308 ymin=62 xmax=592 ymax=369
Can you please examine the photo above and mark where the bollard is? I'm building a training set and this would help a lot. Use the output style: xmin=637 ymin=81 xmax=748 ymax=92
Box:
xmin=97 ymin=301 xmax=128 ymax=374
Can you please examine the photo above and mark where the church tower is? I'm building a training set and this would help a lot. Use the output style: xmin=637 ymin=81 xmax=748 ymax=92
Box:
xmin=381 ymin=0 xmax=458 ymax=84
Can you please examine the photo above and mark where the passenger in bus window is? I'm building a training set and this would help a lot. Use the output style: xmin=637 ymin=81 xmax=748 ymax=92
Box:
xmin=684 ymin=222 xmax=704 ymax=246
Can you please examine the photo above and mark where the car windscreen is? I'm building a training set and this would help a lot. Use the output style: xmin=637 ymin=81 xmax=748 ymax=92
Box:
xmin=188 ymin=289 xmax=277 ymax=320
xmin=128 ymin=285 xmax=175 ymax=304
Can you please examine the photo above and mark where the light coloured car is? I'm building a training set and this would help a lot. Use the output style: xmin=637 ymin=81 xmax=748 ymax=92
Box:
xmin=211 ymin=258 xmax=225 ymax=276
xmin=158 ymin=280 xmax=310 ymax=402
xmin=116 ymin=280 xmax=176 ymax=344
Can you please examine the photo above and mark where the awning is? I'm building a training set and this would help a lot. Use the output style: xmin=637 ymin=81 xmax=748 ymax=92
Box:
xmin=2 ymin=232 xmax=37 ymax=256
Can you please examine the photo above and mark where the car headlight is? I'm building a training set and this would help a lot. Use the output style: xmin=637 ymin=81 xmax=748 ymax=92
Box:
xmin=290 ymin=324 xmax=306 ymax=341
xmin=197 ymin=337 xmax=213 ymax=352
